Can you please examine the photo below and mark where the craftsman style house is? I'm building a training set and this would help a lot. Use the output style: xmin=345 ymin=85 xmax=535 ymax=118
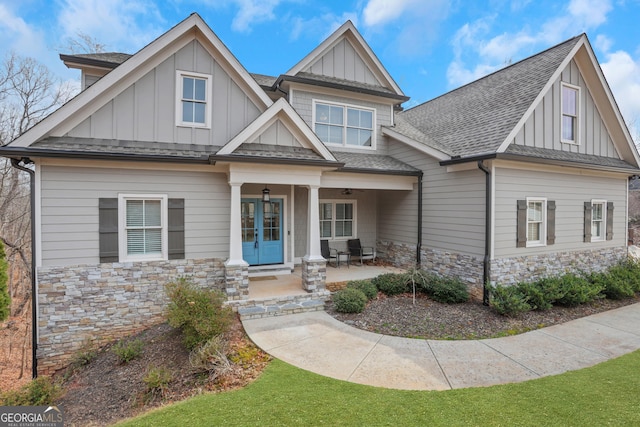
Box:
xmin=2 ymin=13 xmax=638 ymax=373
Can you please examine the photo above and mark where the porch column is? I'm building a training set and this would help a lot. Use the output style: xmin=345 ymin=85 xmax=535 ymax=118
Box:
xmin=302 ymin=184 xmax=326 ymax=292
xmin=306 ymin=184 xmax=323 ymax=260
xmin=225 ymin=181 xmax=249 ymax=299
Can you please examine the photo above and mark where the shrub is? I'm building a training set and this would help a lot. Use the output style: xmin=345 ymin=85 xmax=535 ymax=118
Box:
xmin=372 ymin=273 xmax=409 ymax=296
xmin=189 ymin=335 xmax=233 ymax=378
xmin=488 ymin=284 xmax=531 ymax=317
xmin=596 ymin=268 xmax=634 ymax=300
xmin=422 ymin=275 xmax=469 ymax=304
xmin=143 ymin=366 xmax=173 ymax=399
xmin=517 ymin=281 xmax=553 ymax=311
xmin=0 ymin=241 xmax=10 ymax=322
xmin=165 ymin=278 xmax=234 ymax=350
xmin=532 ymin=277 xmax=566 ymax=306
xmin=0 ymin=377 xmax=60 ymax=406
xmin=333 ymin=288 xmax=367 ymax=313
xmin=554 ymin=273 xmax=604 ymax=306
xmin=346 ymin=280 xmax=377 ymax=300
xmin=112 ymin=339 xmax=144 ymax=364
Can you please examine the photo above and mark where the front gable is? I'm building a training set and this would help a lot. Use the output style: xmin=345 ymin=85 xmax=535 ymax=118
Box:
xmin=498 ymin=37 xmax=640 ymax=169
xmin=65 ymin=39 xmax=261 ymax=147
xmin=286 ymin=21 xmax=404 ymax=97
xmin=9 ymin=13 xmax=272 ymax=148
xmin=217 ymin=98 xmax=337 ymax=162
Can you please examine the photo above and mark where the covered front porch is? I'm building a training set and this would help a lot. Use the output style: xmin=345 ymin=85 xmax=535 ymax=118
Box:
xmin=227 ymin=262 xmax=406 ymax=319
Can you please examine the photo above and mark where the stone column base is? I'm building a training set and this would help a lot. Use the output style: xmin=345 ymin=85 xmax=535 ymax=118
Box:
xmin=224 ymin=262 xmax=249 ymax=300
xmin=301 ymin=257 xmax=326 ymax=292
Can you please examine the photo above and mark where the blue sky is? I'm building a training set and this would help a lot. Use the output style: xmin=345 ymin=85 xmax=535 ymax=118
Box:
xmin=1 ymin=0 xmax=640 ymax=137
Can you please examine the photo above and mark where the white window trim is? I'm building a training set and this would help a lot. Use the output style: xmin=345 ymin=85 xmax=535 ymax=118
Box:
xmin=591 ymin=199 xmax=607 ymax=242
xmin=312 ymin=99 xmax=376 ymax=150
xmin=175 ymin=70 xmax=212 ymax=128
xmin=118 ymin=194 xmax=168 ymax=262
xmin=319 ymin=199 xmax=357 ymax=241
xmin=561 ymin=82 xmax=580 ymax=145
xmin=526 ymin=197 xmax=547 ymax=248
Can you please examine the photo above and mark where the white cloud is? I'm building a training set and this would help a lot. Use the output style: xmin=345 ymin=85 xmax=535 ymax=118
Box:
xmin=594 ymin=34 xmax=613 ymax=53
xmin=363 ymin=0 xmax=413 ymax=27
xmin=568 ymin=0 xmax=612 ymax=27
xmin=446 ymin=0 xmax=613 ymax=88
xmin=289 ymin=12 xmax=359 ymax=42
xmin=57 ymin=0 xmax=165 ymax=53
xmin=229 ymin=0 xmax=282 ymax=33
xmin=0 ymin=3 xmax=48 ymax=57
xmin=600 ymin=49 xmax=640 ymax=142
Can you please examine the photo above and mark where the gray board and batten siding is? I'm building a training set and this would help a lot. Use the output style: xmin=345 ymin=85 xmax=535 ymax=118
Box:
xmin=40 ymin=165 xmax=230 ymax=267
xmin=302 ymin=38 xmax=383 ymax=88
xmin=66 ymin=40 xmax=261 ymax=147
xmin=511 ymin=59 xmax=619 ymax=158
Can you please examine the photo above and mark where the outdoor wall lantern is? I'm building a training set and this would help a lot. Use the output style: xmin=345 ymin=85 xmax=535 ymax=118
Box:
xmin=262 ymin=186 xmax=271 ymax=202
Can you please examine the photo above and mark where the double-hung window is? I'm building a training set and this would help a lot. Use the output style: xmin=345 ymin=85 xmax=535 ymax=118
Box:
xmin=591 ymin=200 xmax=606 ymax=241
xmin=319 ymin=200 xmax=356 ymax=239
xmin=314 ymin=101 xmax=374 ymax=148
xmin=561 ymin=83 xmax=579 ymax=143
xmin=176 ymin=71 xmax=211 ymax=127
xmin=526 ymin=198 xmax=546 ymax=246
xmin=119 ymin=194 xmax=168 ymax=261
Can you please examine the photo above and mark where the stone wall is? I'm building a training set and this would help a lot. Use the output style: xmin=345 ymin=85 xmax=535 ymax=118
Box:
xmin=378 ymin=240 xmax=485 ymax=297
xmin=36 ymin=258 xmax=225 ymax=375
xmin=491 ymin=247 xmax=628 ymax=285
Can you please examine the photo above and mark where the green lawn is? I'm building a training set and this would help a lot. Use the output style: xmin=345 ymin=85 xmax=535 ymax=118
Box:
xmin=118 ymin=349 xmax=640 ymax=426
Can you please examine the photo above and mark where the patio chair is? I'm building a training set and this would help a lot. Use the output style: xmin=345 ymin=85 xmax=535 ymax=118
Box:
xmin=347 ymin=239 xmax=376 ymax=266
xmin=320 ymin=239 xmax=338 ymax=267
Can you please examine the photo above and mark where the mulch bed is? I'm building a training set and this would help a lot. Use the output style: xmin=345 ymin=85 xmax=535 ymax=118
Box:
xmin=327 ymin=292 xmax=640 ymax=339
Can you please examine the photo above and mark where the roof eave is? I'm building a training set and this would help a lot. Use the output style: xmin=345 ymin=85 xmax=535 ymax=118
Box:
xmin=211 ymin=154 xmax=344 ymax=168
xmin=0 ymin=147 xmax=212 ymax=164
xmin=275 ymin=75 xmax=409 ymax=102
xmin=59 ymin=54 xmax=122 ymax=70
xmin=439 ymin=152 xmax=640 ymax=174
xmin=337 ymin=166 xmax=422 ymax=176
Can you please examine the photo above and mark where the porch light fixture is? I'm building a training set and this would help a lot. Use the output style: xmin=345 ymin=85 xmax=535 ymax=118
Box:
xmin=262 ymin=186 xmax=270 ymax=202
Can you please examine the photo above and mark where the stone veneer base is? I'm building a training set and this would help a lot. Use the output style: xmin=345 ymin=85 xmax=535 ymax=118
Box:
xmin=36 ymin=258 xmax=225 ymax=375
xmin=377 ymin=240 xmax=628 ymax=295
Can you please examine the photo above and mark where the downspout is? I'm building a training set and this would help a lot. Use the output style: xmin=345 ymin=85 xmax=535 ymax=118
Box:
xmin=416 ymin=172 xmax=423 ymax=267
xmin=477 ymin=161 xmax=491 ymax=306
xmin=10 ymin=157 xmax=37 ymax=378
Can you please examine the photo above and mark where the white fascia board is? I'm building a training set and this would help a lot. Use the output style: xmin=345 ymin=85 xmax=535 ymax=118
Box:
xmin=321 ymin=171 xmax=415 ymax=190
xmin=218 ymin=98 xmax=337 ymax=161
xmin=10 ymin=13 xmax=272 ymax=148
xmin=381 ymin=126 xmax=450 ymax=161
xmin=496 ymin=37 xmax=586 ymax=154
xmin=285 ymin=21 xmax=404 ymax=97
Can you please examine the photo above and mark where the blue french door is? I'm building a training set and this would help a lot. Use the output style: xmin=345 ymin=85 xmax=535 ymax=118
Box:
xmin=241 ymin=198 xmax=283 ymax=265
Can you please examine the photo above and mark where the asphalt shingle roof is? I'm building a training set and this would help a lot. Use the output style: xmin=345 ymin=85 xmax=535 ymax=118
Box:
xmin=504 ymin=144 xmax=639 ymax=171
xmin=230 ymin=143 xmax=328 ymax=162
xmin=396 ymin=35 xmax=583 ymax=158
xmin=333 ymin=151 xmax=420 ymax=174
xmin=32 ymin=137 xmax=217 ymax=159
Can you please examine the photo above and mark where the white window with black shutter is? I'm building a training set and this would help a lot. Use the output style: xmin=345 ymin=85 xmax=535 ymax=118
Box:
xmin=99 ymin=196 xmax=184 ymax=263
xmin=517 ymin=198 xmax=555 ymax=248
xmin=584 ymin=200 xmax=613 ymax=243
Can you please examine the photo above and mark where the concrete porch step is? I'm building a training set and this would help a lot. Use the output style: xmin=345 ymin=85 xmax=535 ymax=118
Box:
xmin=248 ymin=265 xmax=293 ymax=277
xmin=227 ymin=290 xmax=331 ymax=320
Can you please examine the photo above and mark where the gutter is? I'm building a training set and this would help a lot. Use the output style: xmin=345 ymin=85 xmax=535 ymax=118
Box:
xmin=10 ymin=157 xmax=37 ymax=378
xmin=417 ymin=172 xmax=423 ymax=267
xmin=477 ymin=160 xmax=491 ymax=306
xmin=274 ymin=75 xmax=410 ymax=102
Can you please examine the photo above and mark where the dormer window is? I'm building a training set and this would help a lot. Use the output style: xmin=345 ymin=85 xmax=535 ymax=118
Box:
xmin=314 ymin=100 xmax=375 ymax=148
xmin=561 ymin=83 xmax=579 ymax=144
xmin=176 ymin=71 xmax=211 ymax=128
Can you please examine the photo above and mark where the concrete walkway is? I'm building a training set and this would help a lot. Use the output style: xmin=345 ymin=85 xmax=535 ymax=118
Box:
xmin=242 ymin=303 xmax=640 ymax=390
